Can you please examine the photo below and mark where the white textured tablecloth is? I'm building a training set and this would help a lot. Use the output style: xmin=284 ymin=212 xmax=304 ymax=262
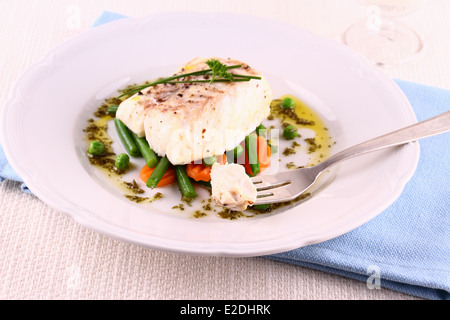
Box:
xmin=1 ymin=0 xmax=449 ymax=300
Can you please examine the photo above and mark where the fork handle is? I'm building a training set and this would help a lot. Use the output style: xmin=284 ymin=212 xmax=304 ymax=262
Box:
xmin=314 ymin=110 xmax=450 ymax=173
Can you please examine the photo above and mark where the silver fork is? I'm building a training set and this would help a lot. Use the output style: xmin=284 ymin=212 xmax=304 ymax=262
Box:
xmin=252 ymin=110 xmax=450 ymax=205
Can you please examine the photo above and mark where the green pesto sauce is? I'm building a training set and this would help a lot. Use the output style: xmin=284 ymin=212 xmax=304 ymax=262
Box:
xmin=217 ymin=208 xmax=253 ymax=220
xmin=123 ymin=180 xmax=145 ymax=194
xmin=125 ymin=192 xmax=163 ymax=204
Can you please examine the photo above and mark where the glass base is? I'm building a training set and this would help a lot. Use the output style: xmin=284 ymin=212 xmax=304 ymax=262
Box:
xmin=342 ymin=19 xmax=424 ymax=67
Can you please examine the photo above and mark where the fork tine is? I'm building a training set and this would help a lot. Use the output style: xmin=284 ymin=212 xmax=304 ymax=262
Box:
xmin=255 ymin=192 xmax=289 ymax=204
xmin=250 ymin=174 xmax=287 ymax=185
xmin=255 ymin=180 xmax=291 ymax=192
xmin=251 ymin=178 xmax=263 ymax=184
xmin=254 ymin=186 xmax=298 ymax=204
xmin=250 ymin=172 xmax=305 ymax=205
xmin=252 ymin=176 xmax=296 ymax=204
xmin=256 ymin=192 xmax=275 ymax=198
xmin=250 ymin=166 xmax=319 ymax=205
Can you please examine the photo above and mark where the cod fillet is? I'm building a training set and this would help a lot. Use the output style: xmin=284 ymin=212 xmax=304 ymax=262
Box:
xmin=116 ymin=57 xmax=272 ymax=165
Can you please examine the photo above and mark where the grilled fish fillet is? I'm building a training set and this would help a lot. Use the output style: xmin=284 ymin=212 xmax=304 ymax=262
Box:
xmin=116 ymin=57 xmax=272 ymax=164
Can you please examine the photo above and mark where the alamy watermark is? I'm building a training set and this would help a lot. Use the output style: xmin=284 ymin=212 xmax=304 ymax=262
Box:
xmin=66 ymin=264 xmax=82 ymax=290
xmin=366 ymin=5 xmax=382 ymax=31
xmin=66 ymin=4 xmax=82 ymax=31
xmin=366 ymin=265 xmax=381 ymax=290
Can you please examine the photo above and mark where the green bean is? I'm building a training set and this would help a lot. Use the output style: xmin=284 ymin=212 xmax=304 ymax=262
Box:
xmin=226 ymin=150 xmax=235 ymax=164
xmin=283 ymin=125 xmax=298 ymax=140
xmin=234 ymin=144 xmax=244 ymax=158
xmin=113 ymin=118 xmax=141 ymax=157
xmin=267 ymin=140 xmax=278 ymax=154
xmin=131 ymin=132 xmax=158 ymax=168
xmin=245 ymin=134 xmax=260 ymax=176
xmin=226 ymin=144 xmax=244 ymax=164
xmin=146 ymin=156 xmax=170 ymax=188
xmin=88 ymin=141 xmax=105 ymax=155
xmin=174 ymin=165 xmax=197 ymax=198
xmin=107 ymin=104 xmax=119 ymax=115
xmin=115 ymin=153 xmax=130 ymax=170
xmin=252 ymin=204 xmax=271 ymax=211
xmin=191 ymin=179 xmax=212 ymax=189
xmin=255 ymin=123 xmax=267 ymax=136
xmin=202 ymin=156 xmax=217 ymax=166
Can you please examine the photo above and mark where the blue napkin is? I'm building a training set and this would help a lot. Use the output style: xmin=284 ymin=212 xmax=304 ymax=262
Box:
xmin=0 ymin=145 xmax=30 ymax=193
xmin=1 ymin=11 xmax=448 ymax=300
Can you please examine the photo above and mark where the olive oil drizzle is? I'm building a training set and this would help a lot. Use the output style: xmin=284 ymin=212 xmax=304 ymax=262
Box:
xmin=270 ymin=95 xmax=332 ymax=167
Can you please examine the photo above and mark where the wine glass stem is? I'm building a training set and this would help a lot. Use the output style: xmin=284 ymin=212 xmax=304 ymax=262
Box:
xmin=366 ymin=5 xmax=395 ymax=35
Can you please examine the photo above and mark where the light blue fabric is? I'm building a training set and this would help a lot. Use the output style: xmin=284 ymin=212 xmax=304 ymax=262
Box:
xmin=1 ymin=11 xmax=448 ymax=300
xmin=90 ymin=10 xmax=127 ymax=27
xmin=0 ymin=145 xmax=30 ymax=193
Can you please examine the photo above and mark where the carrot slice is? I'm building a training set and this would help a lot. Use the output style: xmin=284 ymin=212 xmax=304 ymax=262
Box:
xmin=244 ymin=135 xmax=271 ymax=175
xmin=186 ymin=154 xmax=227 ymax=182
xmin=186 ymin=164 xmax=211 ymax=182
xmin=257 ymin=135 xmax=271 ymax=168
xmin=139 ymin=164 xmax=176 ymax=187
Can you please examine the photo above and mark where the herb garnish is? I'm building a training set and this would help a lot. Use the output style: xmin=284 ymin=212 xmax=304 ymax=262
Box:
xmin=119 ymin=59 xmax=261 ymax=98
xmin=206 ymin=59 xmax=235 ymax=83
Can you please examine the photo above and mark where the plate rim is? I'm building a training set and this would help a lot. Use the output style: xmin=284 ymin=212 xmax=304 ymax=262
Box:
xmin=0 ymin=11 xmax=420 ymax=257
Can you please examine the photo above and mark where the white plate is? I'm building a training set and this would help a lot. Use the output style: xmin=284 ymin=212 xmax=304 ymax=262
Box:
xmin=1 ymin=12 xmax=419 ymax=257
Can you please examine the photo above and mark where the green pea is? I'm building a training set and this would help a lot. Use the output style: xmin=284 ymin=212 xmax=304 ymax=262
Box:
xmin=203 ymin=156 xmax=217 ymax=166
xmin=115 ymin=153 xmax=130 ymax=170
xmin=283 ymin=125 xmax=298 ymax=140
xmin=281 ymin=97 xmax=295 ymax=109
xmin=88 ymin=141 xmax=105 ymax=155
